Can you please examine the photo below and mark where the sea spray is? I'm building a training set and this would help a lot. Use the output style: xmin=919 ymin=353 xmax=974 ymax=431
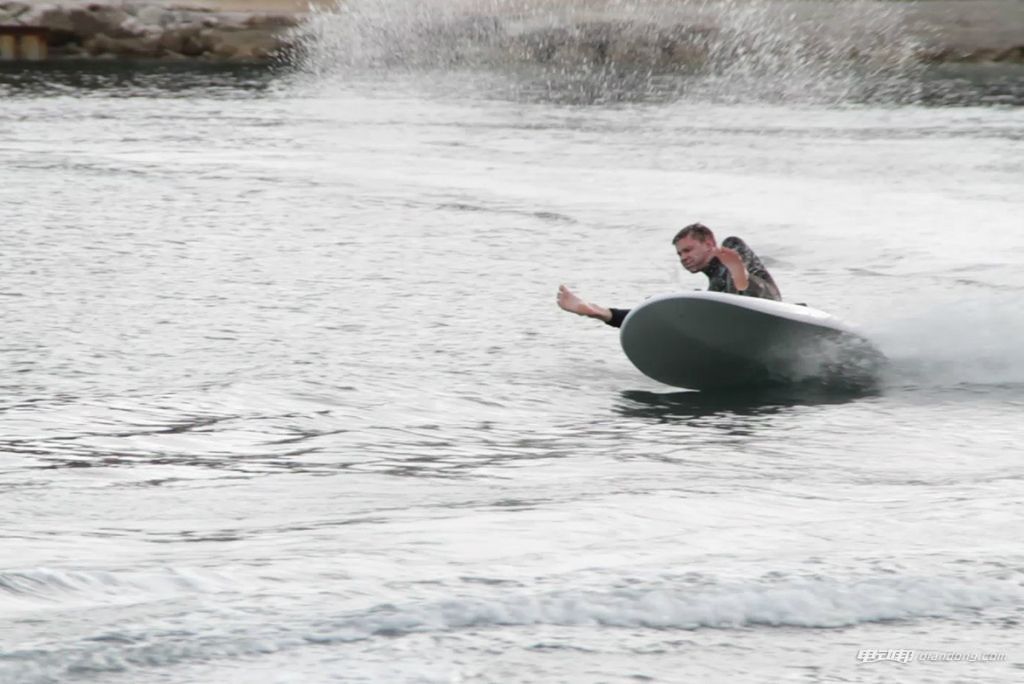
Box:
xmin=870 ymin=291 xmax=1024 ymax=390
xmin=288 ymin=0 xmax=924 ymax=104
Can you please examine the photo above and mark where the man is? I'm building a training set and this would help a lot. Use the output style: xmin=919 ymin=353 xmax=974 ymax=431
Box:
xmin=557 ymin=223 xmax=781 ymax=328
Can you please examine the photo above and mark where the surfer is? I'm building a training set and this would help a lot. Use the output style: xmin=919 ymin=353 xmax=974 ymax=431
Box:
xmin=557 ymin=223 xmax=781 ymax=327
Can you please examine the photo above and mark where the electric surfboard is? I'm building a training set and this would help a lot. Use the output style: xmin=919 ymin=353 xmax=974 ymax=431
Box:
xmin=619 ymin=291 xmax=885 ymax=391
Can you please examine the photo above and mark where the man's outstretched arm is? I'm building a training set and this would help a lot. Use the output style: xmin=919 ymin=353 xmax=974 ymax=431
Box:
xmin=557 ymin=285 xmax=630 ymax=327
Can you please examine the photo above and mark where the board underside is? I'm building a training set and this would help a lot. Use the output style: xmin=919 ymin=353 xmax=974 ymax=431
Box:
xmin=619 ymin=293 xmax=884 ymax=391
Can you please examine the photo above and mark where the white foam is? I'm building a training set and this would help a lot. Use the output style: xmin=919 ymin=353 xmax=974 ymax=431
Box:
xmin=4 ymin=573 xmax=1017 ymax=683
xmin=331 ymin=573 xmax=1020 ymax=637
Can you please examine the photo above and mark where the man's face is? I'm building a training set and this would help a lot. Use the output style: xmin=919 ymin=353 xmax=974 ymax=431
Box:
xmin=674 ymin=236 xmax=715 ymax=272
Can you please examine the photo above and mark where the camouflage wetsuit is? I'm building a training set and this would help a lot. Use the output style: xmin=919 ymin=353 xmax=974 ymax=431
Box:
xmin=605 ymin=236 xmax=781 ymax=328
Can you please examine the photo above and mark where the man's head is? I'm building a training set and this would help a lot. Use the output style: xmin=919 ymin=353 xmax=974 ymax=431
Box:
xmin=672 ymin=223 xmax=717 ymax=272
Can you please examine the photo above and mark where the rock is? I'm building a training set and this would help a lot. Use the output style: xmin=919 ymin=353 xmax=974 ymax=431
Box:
xmin=29 ymin=6 xmax=136 ymax=40
xmin=69 ymin=7 xmax=135 ymax=38
xmin=0 ymin=2 xmax=31 ymax=23
xmin=158 ymin=24 xmax=211 ymax=57
xmin=962 ymin=48 xmax=999 ymax=62
xmin=214 ymin=12 xmax=252 ymax=30
xmin=207 ymin=28 xmax=284 ymax=60
xmin=245 ymin=13 xmax=301 ymax=31
xmin=135 ymin=6 xmax=168 ymax=28
xmin=85 ymin=32 xmax=162 ymax=58
xmin=995 ymin=45 xmax=1024 ymax=62
xmin=25 ymin=6 xmax=74 ymax=33
xmin=58 ymin=43 xmax=88 ymax=57
xmin=119 ymin=17 xmax=155 ymax=38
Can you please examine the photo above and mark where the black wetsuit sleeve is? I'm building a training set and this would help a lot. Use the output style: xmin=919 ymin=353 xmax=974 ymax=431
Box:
xmin=606 ymin=308 xmax=630 ymax=328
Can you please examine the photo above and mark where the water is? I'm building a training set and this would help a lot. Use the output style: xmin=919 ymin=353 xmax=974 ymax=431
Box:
xmin=2 ymin=1 xmax=1024 ymax=681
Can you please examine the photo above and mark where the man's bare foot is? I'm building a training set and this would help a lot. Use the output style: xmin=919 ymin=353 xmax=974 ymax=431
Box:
xmin=557 ymin=284 xmax=611 ymax=322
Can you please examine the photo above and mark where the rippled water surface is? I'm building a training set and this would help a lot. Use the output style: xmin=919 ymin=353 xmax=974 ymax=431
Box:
xmin=2 ymin=42 xmax=1024 ymax=684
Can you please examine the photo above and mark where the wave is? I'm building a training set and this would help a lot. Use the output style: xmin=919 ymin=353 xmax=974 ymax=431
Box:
xmin=3 ymin=570 xmax=1019 ymax=682
xmin=0 ymin=567 xmax=232 ymax=606
xmin=331 ymin=573 xmax=1019 ymax=634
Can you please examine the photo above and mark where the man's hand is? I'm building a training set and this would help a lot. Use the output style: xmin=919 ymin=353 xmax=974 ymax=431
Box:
xmin=710 ymin=245 xmax=741 ymax=263
xmin=711 ymin=247 xmax=749 ymax=292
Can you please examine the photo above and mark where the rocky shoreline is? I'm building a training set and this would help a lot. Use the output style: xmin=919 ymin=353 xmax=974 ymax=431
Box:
xmin=1 ymin=0 xmax=1023 ymax=65
xmin=0 ymin=1 xmax=306 ymax=61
